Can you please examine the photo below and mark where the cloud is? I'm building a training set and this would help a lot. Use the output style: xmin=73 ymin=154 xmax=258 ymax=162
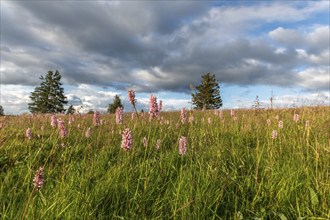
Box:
xmin=0 ymin=85 xmax=32 ymax=114
xmin=0 ymin=1 xmax=329 ymax=114
xmin=271 ymin=92 xmax=330 ymax=108
xmin=296 ymin=67 xmax=330 ymax=91
xmin=269 ymin=26 xmax=329 ymax=53
xmin=227 ymin=91 xmax=330 ymax=109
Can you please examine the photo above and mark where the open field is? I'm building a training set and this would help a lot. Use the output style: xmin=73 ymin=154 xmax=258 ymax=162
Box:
xmin=0 ymin=107 xmax=329 ymax=219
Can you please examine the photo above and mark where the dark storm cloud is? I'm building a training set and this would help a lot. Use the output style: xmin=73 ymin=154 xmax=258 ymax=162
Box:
xmin=1 ymin=1 xmax=329 ymax=92
xmin=155 ymin=38 xmax=301 ymax=90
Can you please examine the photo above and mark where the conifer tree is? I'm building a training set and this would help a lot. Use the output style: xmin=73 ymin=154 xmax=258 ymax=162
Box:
xmin=191 ymin=73 xmax=222 ymax=110
xmin=66 ymin=105 xmax=75 ymax=115
xmin=0 ymin=105 xmax=4 ymax=116
xmin=28 ymin=70 xmax=67 ymax=113
xmin=107 ymin=95 xmax=123 ymax=113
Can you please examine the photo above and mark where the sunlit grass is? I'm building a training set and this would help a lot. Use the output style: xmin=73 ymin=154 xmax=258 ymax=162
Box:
xmin=0 ymin=107 xmax=329 ymax=219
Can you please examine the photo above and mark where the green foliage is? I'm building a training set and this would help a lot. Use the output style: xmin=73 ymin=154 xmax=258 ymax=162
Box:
xmin=0 ymin=105 xmax=4 ymax=116
xmin=66 ymin=105 xmax=75 ymax=115
xmin=107 ymin=95 xmax=123 ymax=113
xmin=28 ymin=70 xmax=68 ymax=113
xmin=0 ymin=107 xmax=329 ymax=219
xmin=191 ymin=73 xmax=222 ymax=110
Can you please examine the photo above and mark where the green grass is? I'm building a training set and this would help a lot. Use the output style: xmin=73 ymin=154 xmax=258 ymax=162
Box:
xmin=0 ymin=107 xmax=329 ymax=219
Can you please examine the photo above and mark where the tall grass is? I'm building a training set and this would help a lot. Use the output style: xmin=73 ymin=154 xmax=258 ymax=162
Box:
xmin=0 ymin=107 xmax=329 ymax=219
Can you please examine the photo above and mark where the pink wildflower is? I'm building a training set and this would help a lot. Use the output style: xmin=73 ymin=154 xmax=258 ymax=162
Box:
xmin=272 ymin=130 xmax=278 ymax=139
xmin=58 ymin=119 xmax=68 ymax=138
xmin=278 ymin=120 xmax=283 ymax=129
xmin=179 ymin=136 xmax=187 ymax=155
xmin=116 ymin=107 xmax=123 ymax=124
xmin=230 ymin=109 xmax=235 ymax=117
xmin=85 ymin=127 xmax=91 ymax=138
xmin=128 ymin=89 xmax=139 ymax=117
xmin=33 ymin=167 xmax=44 ymax=190
xmin=181 ymin=108 xmax=187 ymax=124
xmin=51 ymin=115 xmax=57 ymax=127
xmin=128 ymin=89 xmax=136 ymax=106
xmin=93 ymin=111 xmax=101 ymax=126
xmin=143 ymin=137 xmax=147 ymax=147
xmin=121 ymin=128 xmax=132 ymax=151
xmin=293 ymin=114 xmax=299 ymax=122
xmin=26 ymin=128 xmax=33 ymax=140
xmin=149 ymin=95 xmax=159 ymax=120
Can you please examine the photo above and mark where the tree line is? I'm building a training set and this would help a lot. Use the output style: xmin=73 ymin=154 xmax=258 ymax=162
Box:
xmin=0 ymin=70 xmax=222 ymax=115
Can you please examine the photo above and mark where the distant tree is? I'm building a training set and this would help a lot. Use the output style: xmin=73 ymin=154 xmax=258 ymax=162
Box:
xmin=28 ymin=70 xmax=67 ymax=113
xmin=107 ymin=95 xmax=123 ymax=113
xmin=0 ymin=105 xmax=4 ymax=116
xmin=252 ymin=96 xmax=262 ymax=109
xmin=66 ymin=105 xmax=75 ymax=115
xmin=252 ymin=96 xmax=263 ymax=114
xmin=191 ymin=73 xmax=222 ymax=110
xmin=87 ymin=110 xmax=94 ymax=114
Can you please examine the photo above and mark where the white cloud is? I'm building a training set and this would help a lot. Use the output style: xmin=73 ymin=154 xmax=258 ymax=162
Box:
xmin=0 ymin=85 xmax=33 ymax=114
xmin=296 ymin=67 xmax=330 ymax=90
xmin=269 ymin=25 xmax=329 ymax=52
xmin=138 ymin=97 xmax=190 ymax=112
xmin=269 ymin=27 xmax=303 ymax=45
xmin=271 ymin=92 xmax=330 ymax=107
xmin=227 ymin=91 xmax=329 ymax=109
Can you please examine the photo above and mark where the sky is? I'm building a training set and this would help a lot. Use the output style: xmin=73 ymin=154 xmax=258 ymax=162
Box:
xmin=0 ymin=1 xmax=329 ymax=114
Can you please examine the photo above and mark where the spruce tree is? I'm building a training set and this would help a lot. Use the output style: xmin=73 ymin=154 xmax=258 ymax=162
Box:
xmin=191 ymin=73 xmax=222 ymax=110
xmin=0 ymin=105 xmax=4 ymax=116
xmin=28 ymin=70 xmax=67 ymax=113
xmin=107 ymin=95 xmax=123 ymax=113
xmin=66 ymin=105 xmax=75 ymax=115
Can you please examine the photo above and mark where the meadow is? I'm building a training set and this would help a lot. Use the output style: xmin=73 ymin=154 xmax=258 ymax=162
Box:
xmin=0 ymin=107 xmax=329 ymax=219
